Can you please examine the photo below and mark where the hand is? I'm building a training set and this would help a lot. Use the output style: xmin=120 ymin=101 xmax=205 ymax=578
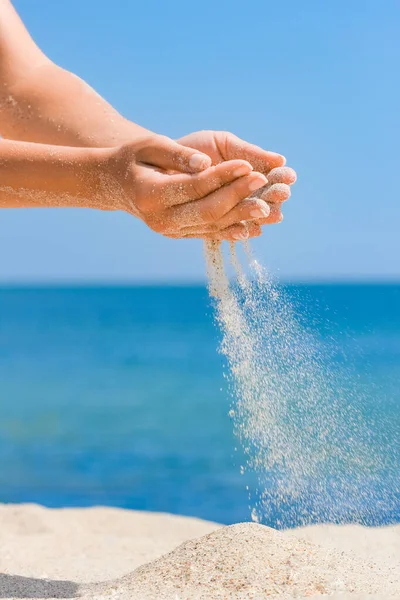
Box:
xmin=177 ymin=131 xmax=297 ymax=238
xmin=103 ymin=136 xmax=269 ymax=241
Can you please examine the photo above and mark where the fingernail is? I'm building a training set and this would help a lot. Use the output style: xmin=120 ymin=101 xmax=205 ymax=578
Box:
xmin=189 ymin=153 xmax=211 ymax=171
xmin=248 ymin=175 xmax=268 ymax=192
xmin=233 ymin=164 xmax=252 ymax=178
xmin=232 ymin=231 xmax=249 ymax=241
xmin=250 ymin=206 xmax=270 ymax=219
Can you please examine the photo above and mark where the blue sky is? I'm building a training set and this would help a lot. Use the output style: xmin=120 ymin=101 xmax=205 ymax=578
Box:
xmin=1 ymin=0 xmax=399 ymax=282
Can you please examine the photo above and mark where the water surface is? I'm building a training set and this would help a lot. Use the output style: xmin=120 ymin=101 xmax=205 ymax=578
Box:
xmin=0 ymin=284 xmax=399 ymax=526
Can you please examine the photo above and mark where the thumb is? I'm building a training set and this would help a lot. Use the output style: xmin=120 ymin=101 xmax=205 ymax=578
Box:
xmin=137 ymin=135 xmax=212 ymax=173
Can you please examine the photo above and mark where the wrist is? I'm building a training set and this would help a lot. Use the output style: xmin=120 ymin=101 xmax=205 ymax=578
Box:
xmin=71 ymin=146 xmax=123 ymax=211
xmin=97 ymin=145 xmax=139 ymax=215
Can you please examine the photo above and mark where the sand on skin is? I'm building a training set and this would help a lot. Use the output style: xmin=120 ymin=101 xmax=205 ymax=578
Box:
xmin=1 ymin=504 xmax=399 ymax=600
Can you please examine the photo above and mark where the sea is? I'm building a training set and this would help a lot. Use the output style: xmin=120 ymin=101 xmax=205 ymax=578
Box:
xmin=0 ymin=284 xmax=399 ymax=528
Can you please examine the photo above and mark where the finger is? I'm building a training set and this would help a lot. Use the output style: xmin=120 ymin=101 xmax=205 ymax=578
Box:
xmin=165 ymin=230 xmax=224 ymax=240
xmin=183 ymin=232 xmax=226 ymax=240
xmin=171 ymin=221 xmax=261 ymax=241
xmin=167 ymin=172 xmax=268 ymax=226
xmin=264 ymin=166 xmax=297 ymax=186
xmin=177 ymin=216 xmax=261 ymax=235
xmin=214 ymin=198 xmax=270 ymax=229
xmin=162 ymin=160 xmax=259 ymax=206
xmin=220 ymin=132 xmax=286 ymax=173
xmin=248 ymin=168 xmax=295 ymax=205
xmin=137 ymin=135 xmax=212 ymax=173
xmin=222 ymin=221 xmax=262 ymax=241
xmin=255 ymin=203 xmax=284 ymax=225
xmin=254 ymin=183 xmax=292 ymax=204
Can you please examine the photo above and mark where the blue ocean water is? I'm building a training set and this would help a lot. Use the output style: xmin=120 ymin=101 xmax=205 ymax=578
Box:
xmin=0 ymin=284 xmax=399 ymax=527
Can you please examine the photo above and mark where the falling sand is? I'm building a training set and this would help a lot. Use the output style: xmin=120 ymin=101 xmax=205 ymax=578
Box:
xmin=204 ymin=241 xmax=399 ymax=528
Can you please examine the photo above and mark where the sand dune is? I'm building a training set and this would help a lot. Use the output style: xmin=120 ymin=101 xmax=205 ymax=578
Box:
xmin=0 ymin=504 xmax=399 ymax=599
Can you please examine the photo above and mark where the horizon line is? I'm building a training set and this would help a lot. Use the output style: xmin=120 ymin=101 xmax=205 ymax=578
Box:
xmin=0 ymin=278 xmax=399 ymax=287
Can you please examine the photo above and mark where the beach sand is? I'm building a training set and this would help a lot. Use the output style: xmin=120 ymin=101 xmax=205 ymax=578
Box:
xmin=0 ymin=504 xmax=399 ymax=599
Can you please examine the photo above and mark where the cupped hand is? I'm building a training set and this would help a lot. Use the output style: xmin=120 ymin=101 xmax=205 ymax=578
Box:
xmin=102 ymin=136 xmax=269 ymax=241
xmin=177 ymin=130 xmax=297 ymax=238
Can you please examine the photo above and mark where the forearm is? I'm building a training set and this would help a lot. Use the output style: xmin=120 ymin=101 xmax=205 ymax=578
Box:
xmin=0 ymin=0 xmax=149 ymax=147
xmin=0 ymin=138 xmax=110 ymax=209
xmin=0 ymin=61 xmax=150 ymax=147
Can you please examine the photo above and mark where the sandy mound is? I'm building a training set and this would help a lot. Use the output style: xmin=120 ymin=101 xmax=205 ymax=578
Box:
xmin=1 ymin=505 xmax=399 ymax=599
xmin=0 ymin=504 xmax=218 ymax=599
xmin=83 ymin=522 xmax=399 ymax=599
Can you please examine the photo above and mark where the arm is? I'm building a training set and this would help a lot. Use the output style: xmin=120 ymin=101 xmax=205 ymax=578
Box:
xmin=0 ymin=137 xmax=271 ymax=242
xmin=0 ymin=1 xmax=288 ymax=168
xmin=0 ymin=0 xmax=295 ymax=238
xmin=0 ymin=138 xmax=113 ymax=209
xmin=0 ymin=0 xmax=162 ymax=148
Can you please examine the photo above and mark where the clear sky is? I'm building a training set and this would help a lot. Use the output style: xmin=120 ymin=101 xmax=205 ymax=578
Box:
xmin=1 ymin=0 xmax=399 ymax=282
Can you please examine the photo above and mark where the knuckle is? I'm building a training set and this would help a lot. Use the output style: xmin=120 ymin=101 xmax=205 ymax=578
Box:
xmin=117 ymin=142 xmax=136 ymax=158
xmin=201 ymin=205 xmax=220 ymax=223
xmin=216 ymin=130 xmax=230 ymax=137
xmin=154 ymin=134 xmax=170 ymax=145
xmin=215 ymin=169 xmax=229 ymax=186
xmin=152 ymin=134 xmax=175 ymax=155
xmin=135 ymin=133 xmax=159 ymax=150
xmin=190 ymin=178 xmax=206 ymax=199
xmin=230 ymin=180 xmax=249 ymax=204
xmin=232 ymin=181 xmax=251 ymax=203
